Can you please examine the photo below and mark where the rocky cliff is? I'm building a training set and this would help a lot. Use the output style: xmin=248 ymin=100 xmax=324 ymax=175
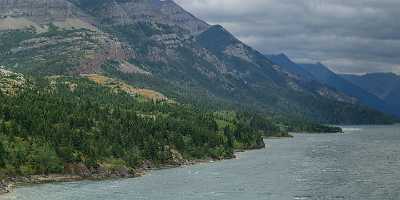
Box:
xmin=0 ymin=0 xmax=96 ymax=31
xmin=70 ymin=0 xmax=209 ymax=34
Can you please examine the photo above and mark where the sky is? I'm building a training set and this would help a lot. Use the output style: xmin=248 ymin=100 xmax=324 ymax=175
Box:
xmin=175 ymin=0 xmax=400 ymax=75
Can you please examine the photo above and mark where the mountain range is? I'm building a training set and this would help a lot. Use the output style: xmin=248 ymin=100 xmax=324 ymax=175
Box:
xmin=342 ymin=73 xmax=400 ymax=116
xmin=0 ymin=0 xmax=397 ymax=124
xmin=266 ymin=53 xmax=400 ymax=118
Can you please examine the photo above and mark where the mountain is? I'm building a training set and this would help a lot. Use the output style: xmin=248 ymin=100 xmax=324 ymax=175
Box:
xmin=264 ymin=54 xmax=315 ymax=81
xmin=0 ymin=0 xmax=396 ymax=124
xmin=300 ymin=63 xmax=399 ymax=117
xmin=342 ymin=73 xmax=400 ymax=115
xmin=264 ymin=54 xmax=399 ymax=119
xmin=264 ymin=54 xmax=362 ymax=103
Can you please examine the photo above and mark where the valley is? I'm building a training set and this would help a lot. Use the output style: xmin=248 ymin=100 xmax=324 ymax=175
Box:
xmin=0 ymin=0 xmax=399 ymax=197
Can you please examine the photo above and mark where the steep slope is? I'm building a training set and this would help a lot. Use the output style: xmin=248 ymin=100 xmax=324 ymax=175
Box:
xmin=300 ymin=63 xmax=399 ymax=117
xmin=385 ymin=86 xmax=400 ymax=112
xmin=0 ymin=0 xmax=95 ymax=31
xmin=342 ymin=73 xmax=400 ymax=100
xmin=193 ymin=26 xmax=384 ymax=123
xmin=0 ymin=0 xmax=396 ymax=124
xmin=342 ymin=73 xmax=400 ymax=115
xmin=69 ymin=0 xmax=209 ymax=34
xmin=265 ymin=54 xmax=315 ymax=81
xmin=265 ymin=54 xmax=358 ymax=104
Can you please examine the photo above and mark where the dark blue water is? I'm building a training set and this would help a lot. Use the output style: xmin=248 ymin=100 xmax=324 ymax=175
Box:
xmin=2 ymin=125 xmax=400 ymax=200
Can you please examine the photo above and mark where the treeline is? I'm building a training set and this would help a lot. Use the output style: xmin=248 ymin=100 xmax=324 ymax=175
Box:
xmin=276 ymin=117 xmax=343 ymax=133
xmin=287 ymin=122 xmax=343 ymax=133
xmin=0 ymin=77 xmax=267 ymax=177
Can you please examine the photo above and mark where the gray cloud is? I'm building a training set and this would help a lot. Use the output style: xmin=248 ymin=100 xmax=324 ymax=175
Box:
xmin=175 ymin=0 xmax=400 ymax=74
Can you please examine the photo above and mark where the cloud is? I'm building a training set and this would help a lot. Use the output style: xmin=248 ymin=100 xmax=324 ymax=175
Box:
xmin=175 ymin=0 xmax=400 ymax=74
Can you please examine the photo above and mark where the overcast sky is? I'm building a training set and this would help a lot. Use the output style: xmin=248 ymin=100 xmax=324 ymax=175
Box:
xmin=175 ymin=0 xmax=400 ymax=75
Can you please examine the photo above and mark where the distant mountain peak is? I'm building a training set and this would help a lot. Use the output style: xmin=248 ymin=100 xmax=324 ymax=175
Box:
xmin=276 ymin=53 xmax=289 ymax=59
xmin=264 ymin=53 xmax=315 ymax=81
xmin=205 ymin=24 xmax=236 ymax=37
xmin=196 ymin=24 xmax=241 ymax=54
xmin=302 ymin=63 xmax=400 ymax=117
xmin=342 ymin=72 xmax=400 ymax=111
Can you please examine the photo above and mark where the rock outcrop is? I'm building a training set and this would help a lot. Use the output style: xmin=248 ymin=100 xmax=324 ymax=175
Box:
xmin=63 ymin=163 xmax=140 ymax=179
xmin=0 ymin=66 xmax=26 ymax=95
xmin=76 ymin=0 xmax=209 ymax=34
xmin=0 ymin=180 xmax=14 ymax=194
xmin=0 ymin=0 xmax=95 ymax=31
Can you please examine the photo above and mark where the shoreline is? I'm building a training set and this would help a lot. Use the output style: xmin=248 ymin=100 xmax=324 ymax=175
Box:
xmin=0 ymin=149 xmax=255 ymax=196
xmin=0 ymin=139 xmax=267 ymax=196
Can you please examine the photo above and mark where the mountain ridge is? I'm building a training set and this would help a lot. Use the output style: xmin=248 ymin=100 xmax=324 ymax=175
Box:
xmin=264 ymin=54 xmax=315 ymax=81
xmin=342 ymin=73 xmax=400 ymax=116
xmin=299 ymin=63 xmax=399 ymax=117
xmin=0 ymin=0 xmax=396 ymax=124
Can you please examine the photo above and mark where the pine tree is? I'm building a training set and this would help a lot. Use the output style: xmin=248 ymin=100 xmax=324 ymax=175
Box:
xmin=0 ymin=141 xmax=7 ymax=168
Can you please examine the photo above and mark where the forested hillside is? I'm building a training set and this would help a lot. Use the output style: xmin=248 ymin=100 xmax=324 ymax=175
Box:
xmin=0 ymin=72 xmax=279 ymax=177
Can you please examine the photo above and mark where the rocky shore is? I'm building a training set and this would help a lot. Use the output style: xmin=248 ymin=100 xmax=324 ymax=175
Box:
xmin=0 ymin=141 xmax=272 ymax=196
xmin=0 ymin=180 xmax=14 ymax=195
xmin=0 ymin=137 xmax=272 ymax=196
xmin=0 ymin=156 xmax=232 ymax=195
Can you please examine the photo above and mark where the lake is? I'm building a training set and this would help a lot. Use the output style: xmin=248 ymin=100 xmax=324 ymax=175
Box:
xmin=2 ymin=125 xmax=400 ymax=200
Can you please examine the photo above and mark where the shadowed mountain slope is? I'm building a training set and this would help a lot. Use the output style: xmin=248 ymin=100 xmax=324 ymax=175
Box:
xmin=301 ymin=63 xmax=399 ymax=118
xmin=342 ymin=73 xmax=400 ymax=117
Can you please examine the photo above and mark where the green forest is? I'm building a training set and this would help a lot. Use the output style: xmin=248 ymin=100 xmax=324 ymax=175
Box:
xmin=0 ymin=68 xmax=344 ymax=180
xmin=0 ymin=76 xmax=276 ymax=177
